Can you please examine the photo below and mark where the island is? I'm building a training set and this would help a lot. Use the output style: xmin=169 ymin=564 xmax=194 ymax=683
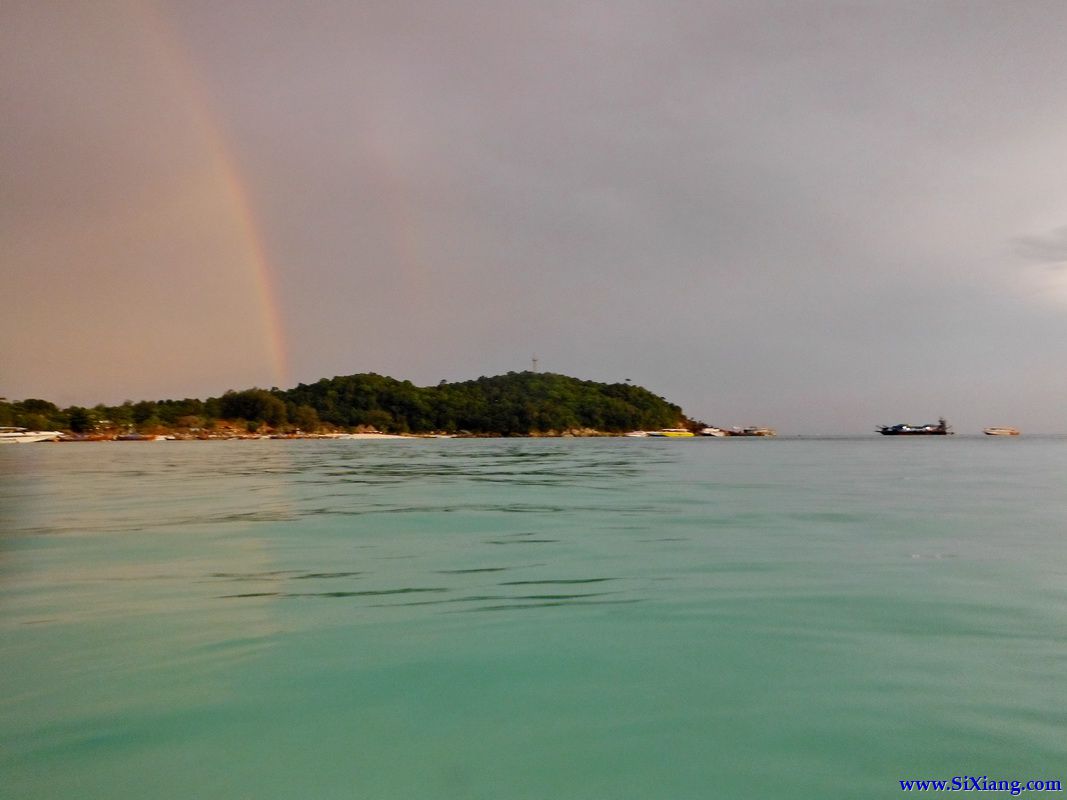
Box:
xmin=0 ymin=372 xmax=696 ymax=439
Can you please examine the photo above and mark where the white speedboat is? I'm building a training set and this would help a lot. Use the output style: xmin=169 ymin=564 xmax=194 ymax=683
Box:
xmin=698 ymin=427 xmax=729 ymax=437
xmin=0 ymin=426 xmax=63 ymax=443
xmin=983 ymin=427 xmax=1020 ymax=436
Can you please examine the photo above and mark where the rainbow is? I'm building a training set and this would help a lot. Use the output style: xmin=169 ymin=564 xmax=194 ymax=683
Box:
xmin=139 ymin=0 xmax=290 ymax=388
xmin=208 ymin=152 xmax=291 ymax=389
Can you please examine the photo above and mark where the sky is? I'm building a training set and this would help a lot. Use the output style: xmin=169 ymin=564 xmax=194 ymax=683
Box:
xmin=4 ymin=0 xmax=1067 ymax=433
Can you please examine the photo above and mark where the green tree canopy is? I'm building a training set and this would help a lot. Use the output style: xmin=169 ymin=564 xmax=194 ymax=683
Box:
xmin=280 ymin=371 xmax=686 ymax=434
xmin=4 ymin=372 xmax=690 ymax=436
xmin=218 ymin=389 xmax=287 ymax=427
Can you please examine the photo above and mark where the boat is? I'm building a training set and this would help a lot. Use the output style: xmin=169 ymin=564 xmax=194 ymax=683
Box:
xmin=0 ymin=426 xmax=63 ymax=443
xmin=877 ymin=418 xmax=952 ymax=435
xmin=726 ymin=426 xmax=776 ymax=437
xmin=698 ymin=427 xmax=729 ymax=437
xmin=624 ymin=431 xmax=649 ymax=437
xmin=983 ymin=427 xmax=1020 ymax=436
xmin=647 ymin=428 xmax=695 ymax=438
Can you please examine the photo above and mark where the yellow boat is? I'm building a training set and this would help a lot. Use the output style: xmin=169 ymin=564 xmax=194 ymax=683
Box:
xmin=647 ymin=428 xmax=695 ymax=437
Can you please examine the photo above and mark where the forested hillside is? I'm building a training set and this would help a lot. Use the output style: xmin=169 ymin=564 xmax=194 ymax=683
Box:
xmin=282 ymin=372 xmax=685 ymax=434
xmin=1 ymin=372 xmax=688 ymax=436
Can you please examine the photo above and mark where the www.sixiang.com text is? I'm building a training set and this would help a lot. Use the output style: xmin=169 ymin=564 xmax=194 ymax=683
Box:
xmin=900 ymin=777 xmax=1062 ymax=795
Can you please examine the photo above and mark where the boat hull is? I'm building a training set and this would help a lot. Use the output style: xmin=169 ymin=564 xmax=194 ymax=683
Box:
xmin=983 ymin=427 xmax=1020 ymax=436
xmin=878 ymin=430 xmax=950 ymax=436
xmin=877 ymin=418 xmax=952 ymax=436
xmin=0 ymin=430 xmax=62 ymax=443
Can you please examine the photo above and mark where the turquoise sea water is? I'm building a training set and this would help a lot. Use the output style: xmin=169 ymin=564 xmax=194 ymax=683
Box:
xmin=2 ymin=437 xmax=1065 ymax=799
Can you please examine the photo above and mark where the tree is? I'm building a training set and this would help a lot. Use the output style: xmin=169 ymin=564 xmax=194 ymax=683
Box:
xmin=218 ymin=389 xmax=287 ymax=427
xmin=18 ymin=398 xmax=59 ymax=416
xmin=290 ymin=404 xmax=320 ymax=433
xmin=132 ymin=400 xmax=157 ymax=424
xmin=67 ymin=407 xmax=94 ymax=434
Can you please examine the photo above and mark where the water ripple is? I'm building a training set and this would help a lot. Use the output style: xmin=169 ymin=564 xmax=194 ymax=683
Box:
xmin=219 ymin=587 xmax=448 ymax=600
xmin=461 ymin=598 xmax=645 ymax=612
xmin=498 ymin=578 xmax=614 ymax=585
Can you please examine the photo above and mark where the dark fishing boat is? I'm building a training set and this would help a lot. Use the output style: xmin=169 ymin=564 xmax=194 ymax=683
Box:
xmin=877 ymin=418 xmax=952 ymax=435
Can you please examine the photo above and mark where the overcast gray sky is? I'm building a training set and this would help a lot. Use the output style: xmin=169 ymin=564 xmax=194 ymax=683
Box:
xmin=4 ymin=0 xmax=1067 ymax=433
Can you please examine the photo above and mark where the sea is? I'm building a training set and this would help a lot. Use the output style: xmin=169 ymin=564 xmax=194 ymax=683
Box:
xmin=2 ymin=436 xmax=1065 ymax=799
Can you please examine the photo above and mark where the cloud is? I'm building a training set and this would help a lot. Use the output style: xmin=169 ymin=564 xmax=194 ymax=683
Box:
xmin=1013 ymin=226 xmax=1067 ymax=268
xmin=7 ymin=0 xmax=1067 ymax=431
